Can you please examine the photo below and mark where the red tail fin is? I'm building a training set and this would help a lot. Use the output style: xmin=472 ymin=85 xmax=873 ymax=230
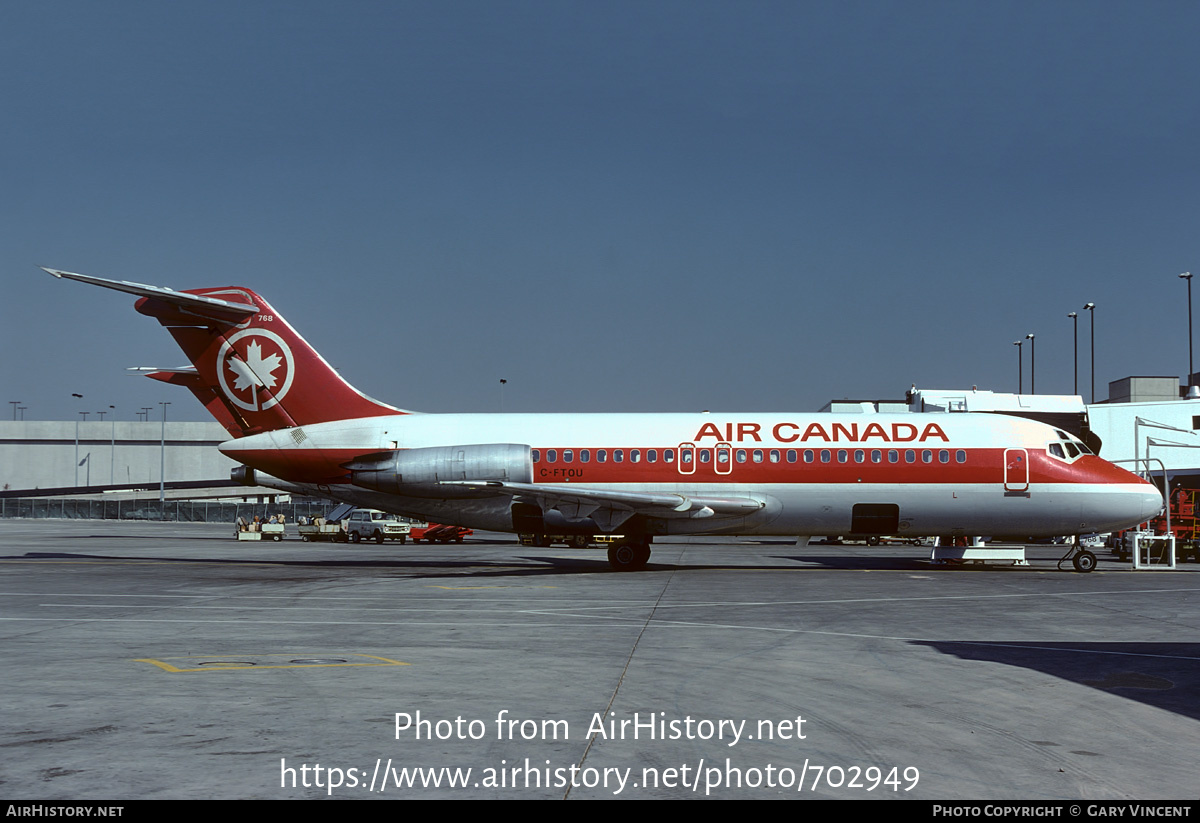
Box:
xmin=135 ymin=287 xmax=402 ymax=436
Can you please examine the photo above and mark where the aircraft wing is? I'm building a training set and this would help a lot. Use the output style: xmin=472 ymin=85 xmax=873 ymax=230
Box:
xmin=440 ymin=479 xmax=765 ymax=532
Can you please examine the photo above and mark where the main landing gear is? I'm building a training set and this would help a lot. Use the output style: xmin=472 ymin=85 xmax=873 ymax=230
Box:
xmin=607 ymin=538 xmax=652 ymax=571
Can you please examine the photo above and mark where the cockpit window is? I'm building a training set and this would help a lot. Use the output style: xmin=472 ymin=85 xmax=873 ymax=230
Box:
xmin=1049 ymin=443 xmax=1065 ymax=459
xmin=1064 ymin=442 xmax=1080 ymax=458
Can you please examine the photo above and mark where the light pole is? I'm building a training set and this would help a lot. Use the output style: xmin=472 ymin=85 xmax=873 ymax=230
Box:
xmin=8 ymin=401 xmax=18 ymax=421
xmin=1026 ymin=333 xmax=1036 ymax=394
xmin=1014 ymin=340 xmax=1023 ymax=394
xmin=1083 ymin=303 xmax=1096 ymax=403
xmin=1068 ymin=312 xmax=1078 ymax=395
xmin=72 ymin=393 xmax=83 ymax=486
xmin=158 ymin=402 xmax=170 ymax=506
xmin=1181 ymin=272 xmax=1193 ymax=388
xmin=108 ymin=405 xmax=116 ymax=486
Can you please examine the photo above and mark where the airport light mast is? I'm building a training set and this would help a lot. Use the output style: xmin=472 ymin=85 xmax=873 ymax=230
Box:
xmin=1026 ymin=333 xmax=1036 ymax=394
xmin=1014 ymin=340 xmax=1023 ymax=394
xmin=1068 ymin=312 xmax=1078 ymax=395
xmin=1181 ymin=272 xmax=1193 ymax=388
xmin=1083 ymin=303 xmax=1096 ymax=404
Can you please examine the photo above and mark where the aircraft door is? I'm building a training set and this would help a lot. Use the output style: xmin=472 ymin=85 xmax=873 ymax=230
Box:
xmin=1004 ymin=448 xmax=1029 ymax=492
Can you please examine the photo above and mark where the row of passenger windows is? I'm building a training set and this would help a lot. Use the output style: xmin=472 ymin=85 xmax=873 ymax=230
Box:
xmin=532 ymin=448 xmax=970 ymax=465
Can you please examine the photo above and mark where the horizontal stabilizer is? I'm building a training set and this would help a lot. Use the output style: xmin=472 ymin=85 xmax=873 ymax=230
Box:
xmin=42 ymin=267 xmax=257 ymax=323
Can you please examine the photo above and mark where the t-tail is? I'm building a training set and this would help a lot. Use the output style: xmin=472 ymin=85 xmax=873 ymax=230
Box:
xmin=43 ymin=268 xmax=403 ymax=437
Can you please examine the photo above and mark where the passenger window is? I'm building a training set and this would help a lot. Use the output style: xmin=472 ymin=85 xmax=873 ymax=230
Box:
xmin=820 ymin=449 xmax=831 ymax=463
xmin=753 ymin=449 xmax=763 ymax=463
xmin=787 ymin=449 xmax=797 ymax=463
xmin=614 ymin=449 xmax=624 ymax=463
xmin=547 ymin=449 xmax=557 ymax=463
xmin=631 ymin=449 xmax=641 ymax=463
xmin=854 ymin=449 xmax=865 ymax=463
xmin=905 ymin=449 xmax=916 ymax=463
xmin=563 ymin=449 xmax=573 ymax=463
xmin=580 ymin=449 xmax=590 ymax=463
xmin=769 ymin=449 xmax=780 ymax=463
xmin=939 ymin=450 xmax=949 ymax=463
xmin=888 ymin=449 xmax=899 ymax=463
xmin=531 ymin=449 xmax=541 ymax=462
xmin=956 ymin=450 xmax=966 ymax=463
xmin=664 ymin=449 xmax=675 ymax=463
xmin=922 ymin=450 xmax=933 ymax=463
xmin=681 ymin=449 xmax=693 ymax=464
xmin=736 ymin=449 xmax=747 ymax=463
xmin=871 ymin=450 xmax=882 ymax=463
xmin=647 ymin=449 xmax=657 ymax=463
xmin=717 ymin=449 xmax=729 ymax=464
xmin=699 ymin=449 xmax=711 ymax=464
xmin=837 ymin=450 xmax=848 ymax=463
xmin=804 ymin=449 xmax=814 ymax=463
xmin=597 ymin=449 xmax=607 ymax=463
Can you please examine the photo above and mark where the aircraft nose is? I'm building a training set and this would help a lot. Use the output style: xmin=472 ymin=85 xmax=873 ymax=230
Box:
xmin=1136 ymin=484 xmax=1165 ymax=522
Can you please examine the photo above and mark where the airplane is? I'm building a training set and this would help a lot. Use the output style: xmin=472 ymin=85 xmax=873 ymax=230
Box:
xmin=43 ymin=267 xmax=1164 ymax=573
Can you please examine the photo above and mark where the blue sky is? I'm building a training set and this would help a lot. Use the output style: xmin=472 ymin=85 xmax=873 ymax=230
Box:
xmin=4 ymin=1 xmax=1199 ymax=420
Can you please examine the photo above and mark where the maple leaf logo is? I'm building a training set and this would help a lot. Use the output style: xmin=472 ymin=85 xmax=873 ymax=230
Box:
xmin=216 ymin=329 xmax=295 ymax=412
xmin=227 ymin=340 xmax=283 ymax=393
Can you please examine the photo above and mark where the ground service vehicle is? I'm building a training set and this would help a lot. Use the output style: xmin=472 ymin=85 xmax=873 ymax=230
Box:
xmin=45 ymin=268 xmax=1165 ymax=572
xmin=344 ymin=508 xmax=410 ymax=544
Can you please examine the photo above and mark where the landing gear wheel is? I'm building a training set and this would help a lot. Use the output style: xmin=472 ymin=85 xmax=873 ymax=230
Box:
xmin=608 ymin=541 xmax=649 ymax=571
xmin=1072 ymin=550 xmax=1097 ymax=573
xmin=350 ymin=531 xmax=361 ymax=544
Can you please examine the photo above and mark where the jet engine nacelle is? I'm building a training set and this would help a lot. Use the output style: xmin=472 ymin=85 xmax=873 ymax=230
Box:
xmin=345 ymin=444 xmax=533 ymax=497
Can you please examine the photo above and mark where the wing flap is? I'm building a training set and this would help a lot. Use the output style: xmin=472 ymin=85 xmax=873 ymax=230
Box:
xmin=440 ymin=480 xmax=765 ymax=520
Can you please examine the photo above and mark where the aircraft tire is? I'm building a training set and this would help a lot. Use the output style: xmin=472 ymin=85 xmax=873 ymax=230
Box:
xmin=1072 ymin=550 xmax=1097 ymax=573
xmin=608 ymin=541 xmax=648 ymax=572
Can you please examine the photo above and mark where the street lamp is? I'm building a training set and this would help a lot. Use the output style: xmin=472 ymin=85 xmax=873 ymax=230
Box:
xmin=1181 ymin=272 xmax=1193 ymax=388
xmin=158 ymin=402 xmax=170 ymax=506
xmin=1014 ymin=340 xmax=1024 ymax=394
xmin=72 ymin=393 xmax=83 ymax=486
xmin=1083 ymin=303 xmax=1096 ymax=403
xmin=108 ymin=405 xmax=116 ymax=486
xmin=1067 ymin=312 xmax=1078 ymax=395
xmin=8 ymin=401 xmax=18 ymax=421
xmin=1026 ymin=333 xmax=1036 ymax=394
